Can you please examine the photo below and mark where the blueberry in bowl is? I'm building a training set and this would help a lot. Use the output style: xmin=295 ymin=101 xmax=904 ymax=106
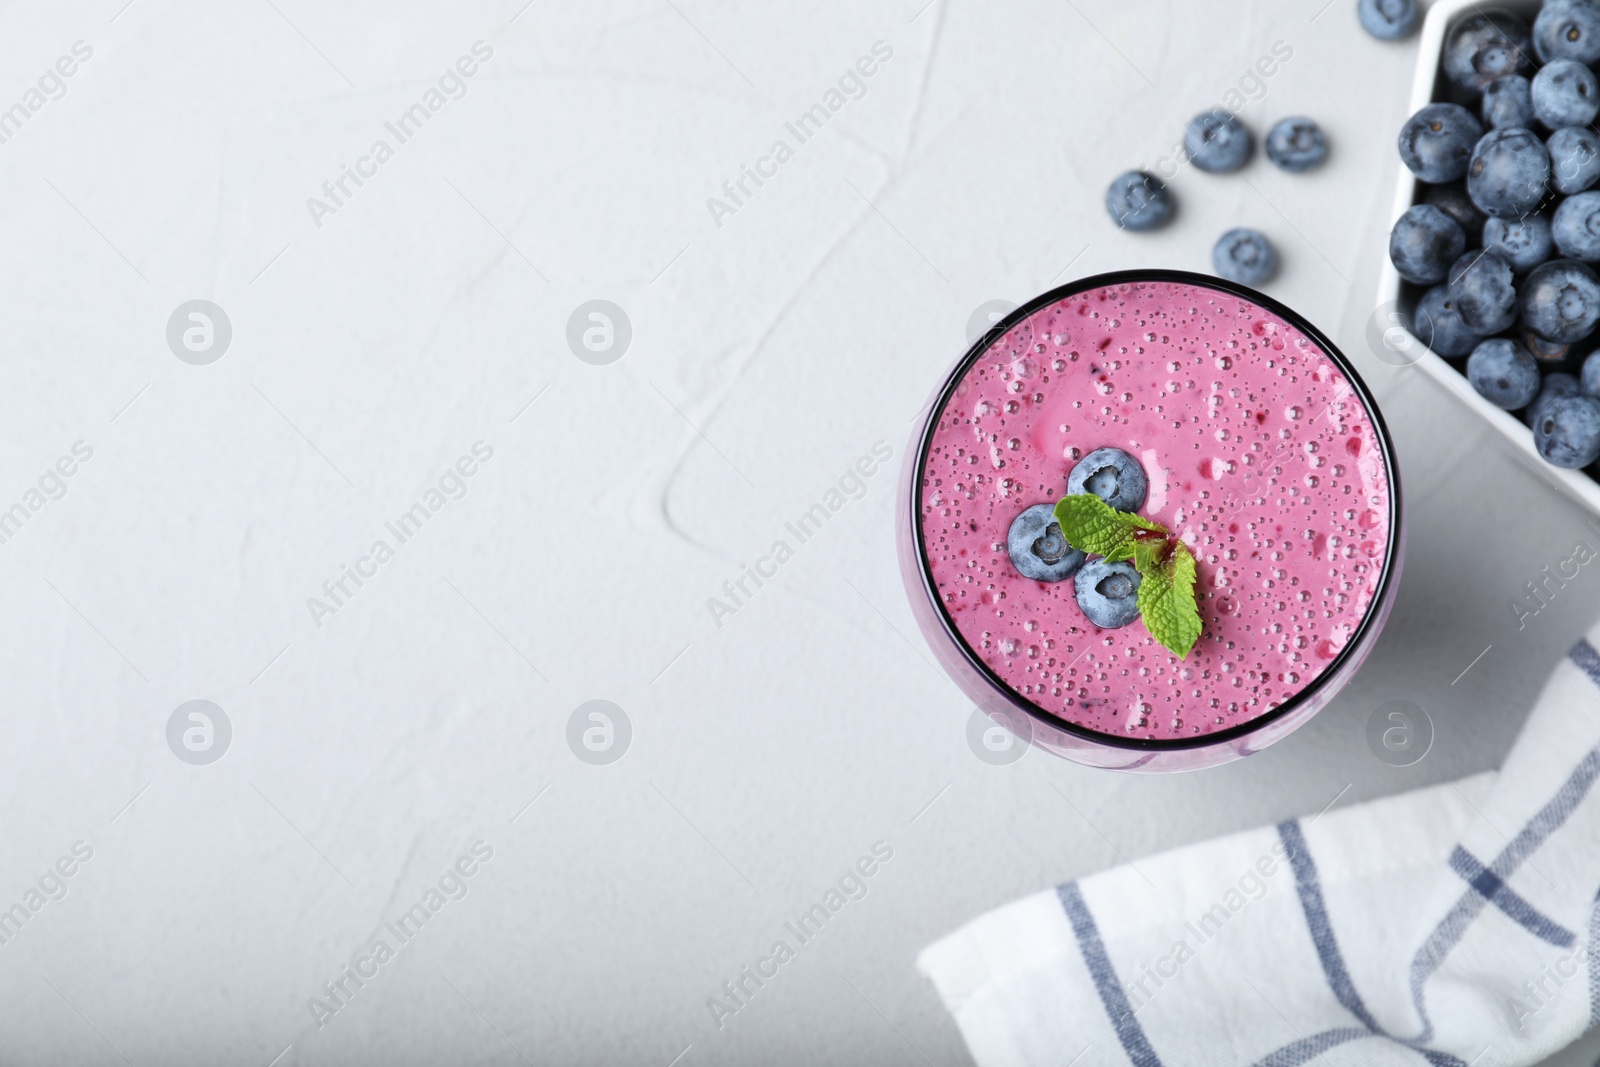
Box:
xmin=1467 ymin=126 xmax=1552 ymax=218
xmin=1547 ymin=126 xmax=1600 ymax=194
xmin=1391 ymin=205 xmax=1468 ymax=283
xmin=1442 ymin=8 xmax=1534 ymax=92
xmin=1535 ymin=393 xmax=1600 ymax=466
xmin=1399 ymin=103 xmax=1483 ymax=183
xmin=1467 ymin=337 xmax=1543 ymax=408
xmin=1483 ymin=75 xmax=1535 ymax=129
xmin=1483 ymin=212 xmax=1553 ymax=271
xmin=1447 ymin=247 xmax=1519 ymax=332
xmin=1552 ymin=191 xmax=1600 ymax=259
xmin=1534 ymin=0 xmax=1600 ymax=63
xmin=1414 ymin=283 xmax=1485 ymax=357
xmin=1520 ymin=259 xmax=1600 ymax=343
xmin=1532 ymin=59 xmax=1600 ymax=128
xmin=1425 ymin=182 xmax=1488 ymax=243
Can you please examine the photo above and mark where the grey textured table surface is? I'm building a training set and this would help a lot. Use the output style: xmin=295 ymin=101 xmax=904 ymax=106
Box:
xmin=4 ymin=0 xmax=1600 ymax=1064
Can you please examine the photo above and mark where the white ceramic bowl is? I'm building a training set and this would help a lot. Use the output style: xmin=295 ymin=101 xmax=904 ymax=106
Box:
xmin=1376 ymin=0 xmax=1600 ymax=513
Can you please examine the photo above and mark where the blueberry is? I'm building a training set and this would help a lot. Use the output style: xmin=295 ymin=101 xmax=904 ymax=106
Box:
xmin=1483 ymin=75 xmax=1535 ymax=129
xmin=1466 ymin=338 xmax=1542 ymax=408
xmin=1553 ymin=191 xmax=1600 ymax=260
xmin=1522 ymin=327 xmax=1572 ymax=364
xmin=1520 ymin=259 xmax=1600 ymax=342
xmin=1442 ymin=10 xmax=1533 ymax=93
xmin=1535 ymin=393 xmax=1600 ymax=466
xmin=1583 ymin=349 xmax=1600 ymax=395
xmin=1467 ymin=127 xmax=1551 ymax=218
xmin=1447 ymin=248 xmax=1518 ymax=332
xmin=1534 ymin=0 xmax=1600 ymax=64
xmin=1414 ymin=284 xmax=1484 ymax=357
xmin=1391 ymin=205 xmax=1468 ymax=285
xmin=1391 ymin=205 xmax=1467 ymax=283
xmin=1359 ymin=0 xmax=1420 ymax=40
xmin=1400 ymin=104 xmax=1484 ymax=183
xmin=1425 ymin=182 xmax=1488 ymax=244
xmin=1484 ymin=213 xmax=1553 ymax=271
xmin=1549 ymin=127 xmax=1600 ymax=195
xmin=1265 ymin=117 xmax=1328 ymax=172
xmin=1074 ymin=559 xmax=1142 ymax=629
xmin=1212 ymin=228 xmax=1278 ymax=286
xmin=1185 ymin=110 xmax=1253 ymax=173
xmin=1106 ymin=170 xmax=1174 ymax=232
xmin=1067 ymin=447 xmax=1149 ymax=512
xmin=1528 ymin=371 xmax=1582 ymax=425
xmin=1007 ymin=503 xmax=1086 ymax=582
xmin=1533 ymin=60 xmax=1600 ymax=128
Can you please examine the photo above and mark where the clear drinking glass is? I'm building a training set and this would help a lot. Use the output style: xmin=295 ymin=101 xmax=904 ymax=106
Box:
xmin=897 ymin=270 xmax=1404 ymax=772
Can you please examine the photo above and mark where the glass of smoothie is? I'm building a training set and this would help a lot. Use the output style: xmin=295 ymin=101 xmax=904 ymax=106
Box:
xmin=898 ymin=270 xmax=1403 ymax=772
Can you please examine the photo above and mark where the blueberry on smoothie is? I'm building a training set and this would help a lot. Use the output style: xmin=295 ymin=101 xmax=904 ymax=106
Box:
xmin=1212 ymin=229 xmax=1278 ymax=286
xmin=1106 ymin=171 xmax=1174 ymax=232
xmin=1007 ymin=504 xmax=1086 ymax=582
xmin=1533 ymin=60 xmax=1600 ymax=128
xmin=1185 ymin=110 xmax=1253 ymax=173
xmin=1467 ymin=338 xmax=1542 ymax=409
xmin=1548 ymin=127 xmax=1600 ymax=194
xmin=1534 ymin=393 xmax=1600 ymax=466
xmin=1074 ymin=559 xmax=1142 ymax=629
xmin=1067 ymin=448 xmax=1149 ymax=513
xmin=1520 ymin=259 xmax=1600 ymax=342
xmin=1483 ymin=75 xmax=1535 ymax=129
xmin=1553 ymin=191 xmax=1600 ymax=260
xmin=1468 ymin=127 xmax=1552 ymax=218
xmin=1265 ymin=118 xmax=1328 ymax=172
xmin=1442 ymin=9 xmax=1533 ymax=93
xmin=1425 ymin=182 xmax=1488 ymax=244
xmin=1399 ymin=104 xmax=1483 ymax=183
xmin=1484 ymin=213 xmax=1553 ymax=272
xmin=1391 ymin=205 xmax=1467 ymax=283
xmin=1414 ymin=284 xmax=1485 ymax=357
xmin=1447 ymin=248 xmax=1518 ymax=333
xmin=1359 ymin=0 xmax=1419 ymax=40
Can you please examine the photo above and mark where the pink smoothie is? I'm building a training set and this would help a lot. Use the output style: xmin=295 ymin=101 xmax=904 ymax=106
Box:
xmin=918 ymin=280 xmax=1392 ymax=742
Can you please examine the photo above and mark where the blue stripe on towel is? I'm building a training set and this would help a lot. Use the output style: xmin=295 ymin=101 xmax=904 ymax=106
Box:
xmin=1408 ymin=739 xmax=1600 ymax=1044
xmin=1590 ymin=887 xmax=1600 ymax=1027
xmin=1447 ymin=847 xmax=1575 ymax=948
xmin=1057 ymin=881 xmax=1164 ymax=1067
xmin=1276 ymin=821 xmax=1467 ymax=1067
xmin=1571 ymin=638 xmax=1600 ymax=689
xmin=1278 ymin=820 xmax=1382 ymax=1032
xmin=1250 ymin=1028 xmax=1369 ymax=1067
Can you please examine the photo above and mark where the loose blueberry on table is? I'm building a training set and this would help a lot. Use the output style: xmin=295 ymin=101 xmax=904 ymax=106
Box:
xmin=1185 ymin=109 xmax=1253 ymax=174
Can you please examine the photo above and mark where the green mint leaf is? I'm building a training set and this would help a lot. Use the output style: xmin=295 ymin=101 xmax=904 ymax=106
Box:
xmin=1136 ymin=539 xmax=1203 ymax=659
xmin=1053 ymin=493 xmax=1166 ymax=564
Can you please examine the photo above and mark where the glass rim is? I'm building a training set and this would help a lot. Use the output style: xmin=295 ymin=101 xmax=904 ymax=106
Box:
xmin=909 ymin=268 xmax=1404 ymax=753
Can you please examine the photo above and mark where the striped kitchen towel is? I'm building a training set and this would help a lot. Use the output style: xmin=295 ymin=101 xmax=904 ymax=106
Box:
xmin=919 ymin=632 xmax=1600 ymax=1067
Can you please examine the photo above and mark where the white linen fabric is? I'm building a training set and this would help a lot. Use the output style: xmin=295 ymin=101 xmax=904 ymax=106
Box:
xmin=920 ymin=631 xmax=1600 ymax=1067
